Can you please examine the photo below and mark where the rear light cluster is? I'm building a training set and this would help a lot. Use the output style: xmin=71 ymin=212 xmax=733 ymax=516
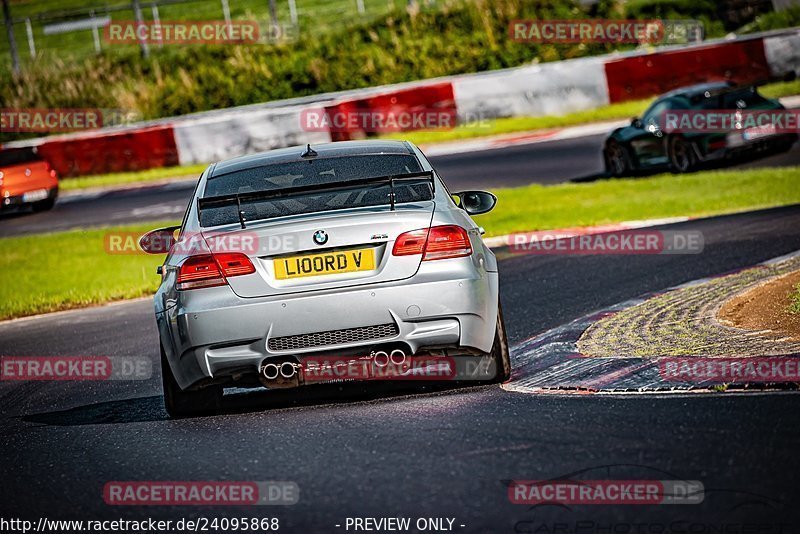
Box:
xmin=43 ymin=162 xmax=57 ymax=179
xmin=392 ymin=225 xmax=472 ymax=261
xmin=177 ymin=252 xmax=255 ymax=291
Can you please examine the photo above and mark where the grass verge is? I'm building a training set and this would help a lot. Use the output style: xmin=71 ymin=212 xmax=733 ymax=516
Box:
xmin=0 ymin=222 xmax=177 ymax=321
xmin=791 ymin=284 xmax=800 ymax=314
xmin=59 ymin=164 xmax=208 ymax=192
xmin=380 ymin=100 xmax=648 ymax=145
xmin=3 ymin=166 xmax=799 ymax=321
xmin=474 ymin=166 xmax=800 ymax=237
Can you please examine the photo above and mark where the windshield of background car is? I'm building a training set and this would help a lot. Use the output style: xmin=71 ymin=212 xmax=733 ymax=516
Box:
xmin=643 ymin=100 xmax=672 ymax=128
xmin=199 ymin=154 xmax=432 ymax=227
xmin=0 ymin=147 xmax=41 ymax=167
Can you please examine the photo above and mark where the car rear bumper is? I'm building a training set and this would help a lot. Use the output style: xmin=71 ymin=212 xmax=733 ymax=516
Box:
xmin=716 ymin=132 xmax=798 ymax=159
xmin=156 ymin=260 xmax=499 ymax=389
xmin=1 ymin=186 xmax=57 ymax=210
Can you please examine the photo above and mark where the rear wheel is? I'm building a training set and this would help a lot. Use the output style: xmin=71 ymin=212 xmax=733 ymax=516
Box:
xmin=161 ymin=346 xmax=222 ymax=418
xmin=488 ymin=304 xmax=511 ymax=383
xmin=668 ymin=136 xmax=697 ymax=173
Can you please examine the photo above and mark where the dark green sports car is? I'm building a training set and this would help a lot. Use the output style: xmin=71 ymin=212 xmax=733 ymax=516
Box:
xmin=603 ymin=82 xmax=798 ymax=176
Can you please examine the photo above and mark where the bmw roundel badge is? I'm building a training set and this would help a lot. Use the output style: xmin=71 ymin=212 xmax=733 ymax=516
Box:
xmin=313 ymin=230 xmax=328 ymax=245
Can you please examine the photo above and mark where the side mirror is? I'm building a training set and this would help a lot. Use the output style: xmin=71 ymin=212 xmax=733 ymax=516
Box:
xmin=139 ymin=225 xmax=180 ymax=254
xmin=631 ymin=117 xmax=643 ymax=128
xmin=453 ymin=191 xmax=497 ymax=215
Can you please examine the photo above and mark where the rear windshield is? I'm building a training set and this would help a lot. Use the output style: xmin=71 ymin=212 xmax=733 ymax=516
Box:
xmin=720 ymin=88 xmax=769 ymax=109
xmin=695 ymin=87 xmax=769 ymax=110
xmin=199 ymin=154 xmax=432 ymax=227
xmin=0 ymin=147 xmax=42 ymax=167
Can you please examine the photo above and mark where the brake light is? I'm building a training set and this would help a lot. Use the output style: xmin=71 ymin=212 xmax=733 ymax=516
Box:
xmin=216 ymin=252 xmax=256 ymax=277
xmin=392 ymin=229 xmax=429 ymax=256
xmin=423 ymin=225 xmax=472 ymax=260
xmin=392 ymin=225 xmax=472 ymax=261
xmin=177 ymin=253 xmax=255 ymax=290
xmin=44 ymin=162 xmax=57 ymax=178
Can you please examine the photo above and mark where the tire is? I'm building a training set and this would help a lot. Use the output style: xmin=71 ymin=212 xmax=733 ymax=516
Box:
xmin=604 ymin=140 xmax=632 ymax=177
xmin=668 ymin=136 xmax=697 ymax=173
xmin=161 ymin=345 xmax=222 ymax=418
xmin=488 ymin=303 xmax=511 ymax=383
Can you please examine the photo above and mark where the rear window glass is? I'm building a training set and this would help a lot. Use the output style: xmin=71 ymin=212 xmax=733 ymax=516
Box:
xmin=721 ymin=88 xmax=768 ymax=109
xmin=200 ymin=154 xmax=432 ymax=227
xmin=0 ymin=147 xmax=41 ymax=167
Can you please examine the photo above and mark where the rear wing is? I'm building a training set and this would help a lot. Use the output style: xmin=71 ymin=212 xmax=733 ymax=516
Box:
xmin=197 ymin=170 xmax=435 ymax=229
xmin=690 ymin=72 xmax=796 ymax=103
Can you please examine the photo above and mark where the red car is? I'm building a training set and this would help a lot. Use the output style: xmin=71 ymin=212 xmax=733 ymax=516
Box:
xmin=0 ymin=146 xmax=59 ymax=212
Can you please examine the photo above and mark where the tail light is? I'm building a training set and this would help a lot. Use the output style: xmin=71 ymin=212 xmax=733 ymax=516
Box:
xmin=393 ymin=225 xmax=472 ymax=261
xmin=392 ymin=229 xmax=429 ymax=256
xmin=44 ymin=161 xmax=57 ymax=178
xmin=177 ymin=253 xmax=255 ymax=290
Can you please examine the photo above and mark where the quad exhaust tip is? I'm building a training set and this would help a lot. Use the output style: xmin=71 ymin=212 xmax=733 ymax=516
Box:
xmin=390 ymin=349 xmax=406 ymax=365
xmin=260 ymin=346 xmax=409 ymax=384
xmin=373 ymin=351 xmax=389 ymax=367
xmin=262 ymin=363 xmax=280 ymax=380
xmin=280 ymin=361 xmax=297 ymax=378
xmin=261 ymin=362 xmax=300 ymax=379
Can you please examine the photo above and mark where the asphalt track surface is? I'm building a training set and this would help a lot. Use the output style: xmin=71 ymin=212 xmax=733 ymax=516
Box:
xmin=1 ymin=134 xmax=799 ymax=238
xmin=2 ymin=205 xmax=800 ymax=530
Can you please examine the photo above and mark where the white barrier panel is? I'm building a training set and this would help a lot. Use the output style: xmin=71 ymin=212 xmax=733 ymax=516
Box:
xmin=452 ymin=56 xmax=610 ymax=123
xmin=173 ymin=105 xmax=331 ymax=165
xmin=764 ymin=30 xmax=800 ymax=77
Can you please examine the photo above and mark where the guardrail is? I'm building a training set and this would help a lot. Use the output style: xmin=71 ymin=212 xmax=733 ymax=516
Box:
xmin=3 ymin=27 xmax=798 ymax=177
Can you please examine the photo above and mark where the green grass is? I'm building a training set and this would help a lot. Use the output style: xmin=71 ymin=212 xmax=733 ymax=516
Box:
xmin=760 ymin=79 xmax=800 ymax=100
xmin=381 ymin=100 xmax=650 ymax=145
xmin=1 ymin=0 xmax=410 ymax=65
xmin=473 ymin=166 xmax=800 ymax=237
xmin=4 ymin=166 xmax=799 ymax=320
xmin=0 ymin=221 xmax=176 ymax=320
xmin=791 ymin=284 xmax=800 ymax=314
xmin=60 ymin=163 xmax=208 ymax=191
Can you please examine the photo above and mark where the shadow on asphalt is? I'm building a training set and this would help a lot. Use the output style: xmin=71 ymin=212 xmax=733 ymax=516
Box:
xmin=19 ymin=381 xmax=490 ymax=426
xmin=570 ymin=144 xmax=798 ymax=184
xmin=0 ymin=206 xmax=36 ymax=220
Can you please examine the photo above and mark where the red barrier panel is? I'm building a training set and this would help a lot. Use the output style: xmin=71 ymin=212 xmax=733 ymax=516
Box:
xmin=323 ymin=82 xmax=456 ymax=141
xmin=36 ymin=125 xmax=179 ymax=177
xmin=604 ymin=39 xmax=770 ymax=103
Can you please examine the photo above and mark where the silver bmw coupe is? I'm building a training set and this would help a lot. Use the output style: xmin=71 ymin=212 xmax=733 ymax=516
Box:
xmin=141 ymin=140 xmax=509 ymax=417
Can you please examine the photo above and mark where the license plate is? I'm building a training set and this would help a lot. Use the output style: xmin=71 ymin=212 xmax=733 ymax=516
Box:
xmin=22 ymin=189 xmax=48 ymax=203
xmin=274 ymin=248 xmax=376 ymax=280
xmin=743 ymin=125 xmax=776 ymax=141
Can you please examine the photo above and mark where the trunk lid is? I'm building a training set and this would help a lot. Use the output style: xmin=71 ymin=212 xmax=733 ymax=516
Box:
xmin=202 ymin=202 xmax=434 ymax=298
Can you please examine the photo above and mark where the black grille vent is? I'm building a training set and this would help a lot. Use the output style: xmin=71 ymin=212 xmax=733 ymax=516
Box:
xmin=268 ymin=323 xmax=399 ymax=352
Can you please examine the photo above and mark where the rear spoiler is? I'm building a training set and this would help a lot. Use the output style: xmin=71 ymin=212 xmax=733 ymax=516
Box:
xmin=197 ymin=170 xmax=435 ymax=229
xmin=691 ymin=72 xmax=796 ymax=103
